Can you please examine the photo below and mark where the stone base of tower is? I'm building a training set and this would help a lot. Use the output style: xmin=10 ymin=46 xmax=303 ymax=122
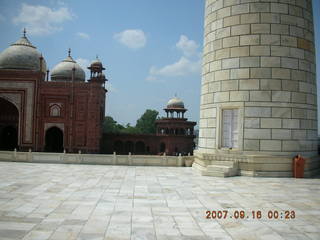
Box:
xmin=192 ymin=150 xmax=320 ymax=178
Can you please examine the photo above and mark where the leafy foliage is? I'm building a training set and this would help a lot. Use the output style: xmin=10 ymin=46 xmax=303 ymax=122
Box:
xmin=102 ymin=116 xmax=124 ymax=133
xmin=102 ymin=109 xmax=159 ymax=134
xmin=135 ymin=109 xmax=159 ymax=134
xmin=120 ymin=123 xmax=141 ymax=134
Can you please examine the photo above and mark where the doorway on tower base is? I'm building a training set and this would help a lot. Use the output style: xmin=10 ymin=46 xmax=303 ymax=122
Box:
xmin=45 ymin=127 xmax=63 ymax=152
xmin=221 ymin=109 xmax=239 ymax=149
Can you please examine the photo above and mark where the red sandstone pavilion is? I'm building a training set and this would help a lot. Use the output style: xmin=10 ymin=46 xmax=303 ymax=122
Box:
xmin=0 ymin=30 xmax=106 ymax=153
xmin=103 ymin=97 xmax=196 ymax=156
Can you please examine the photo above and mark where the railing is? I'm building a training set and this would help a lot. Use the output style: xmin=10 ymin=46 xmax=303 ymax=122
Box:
xmin=0 ymin=149 xmax=194 ymax=167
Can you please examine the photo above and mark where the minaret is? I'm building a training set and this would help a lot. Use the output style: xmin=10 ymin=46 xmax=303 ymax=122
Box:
xmin=194 ymin=0 xmax=318 ymax=177
xmin=88 ymin=56 xmax=106 ymax=80
xmin=86 ymin=56 xmax=107 ymax=153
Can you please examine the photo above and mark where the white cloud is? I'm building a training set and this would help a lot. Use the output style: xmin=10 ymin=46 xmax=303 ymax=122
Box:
xmin=176 ymin=35 xmax=199 ymax=57
xmin=146 ymin=57 xmax=201 ymax=81
xmin=114 ymin=29 xmax=146 ymax=49
xmin=76 ymin=58 xmax=90 ymax=69
xmin=75 ymin=58 xmax=90 ymax=78
xmin=77 ymin=32 xmax=90 ymax=39
xmin=13 ymin=3 xmax=73 ymax=36
xmin=146 ymin=35 xmax=201 ymax=82
xmin=145 ymin=75 xmax=161 ymax=82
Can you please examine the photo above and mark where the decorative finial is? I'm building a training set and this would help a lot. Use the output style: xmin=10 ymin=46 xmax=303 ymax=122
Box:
xmin=23 ymin=28 xmax=26 ymax=37
xmin=96 ymin=54 xmax=99 ymax=59
xmin=68 ymin=48 xmax=71 ymax=57
xmin=174 ymin=93 xmax=177 ymax=97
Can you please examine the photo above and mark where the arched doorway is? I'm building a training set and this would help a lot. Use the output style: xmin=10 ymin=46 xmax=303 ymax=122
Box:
xmin=135 ymin=141 xmax=145 ymax=154
xmin=125 ymin=141 xmax=134 ymax=154
xmin=174 ymin=147 xmax=179 ymax=154
xmin=160 ymin=142 xmax=166 ymax=153
xmin=114 ymin=140 xmax=124 ymax=154
xmin=45 ymin=127 xmax=63 ymax=152
xmin=0 ymin=98 xmax=19 ymax=150
xmin=1 ymin=126 xmax=18 ymax=150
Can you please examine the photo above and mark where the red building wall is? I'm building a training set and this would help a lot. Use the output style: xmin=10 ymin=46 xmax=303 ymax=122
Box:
xmin=37 ymin=80 xmax=105 ymax=153
xmin=102 ymin=133 xmax=195 ymax=156
xmin=0 ymin=69 xmax=106 ymax=153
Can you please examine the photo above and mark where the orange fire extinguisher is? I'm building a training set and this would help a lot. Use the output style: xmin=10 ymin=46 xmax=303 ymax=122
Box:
xmin=292 ymin=154 xmax=305 ymax=178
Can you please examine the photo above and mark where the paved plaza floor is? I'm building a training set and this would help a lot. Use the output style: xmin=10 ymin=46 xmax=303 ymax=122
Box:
xmin=0 ymin=162 xmax=319 ymax=240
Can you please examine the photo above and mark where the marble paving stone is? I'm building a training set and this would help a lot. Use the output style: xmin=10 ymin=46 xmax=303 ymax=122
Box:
xmin=0 ymin=229 xmax=27 ymax=239
xmin=0 ymin=162 xmax=319 ymax=240
xmin=22 ymin=230 xmax=53 ymax=240
xmin=77 ymin=233 xmax=104 ymax=240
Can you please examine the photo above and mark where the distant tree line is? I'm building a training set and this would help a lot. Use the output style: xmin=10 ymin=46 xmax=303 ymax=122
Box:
xmin=103 ymin=109 xmax=159 ymax=134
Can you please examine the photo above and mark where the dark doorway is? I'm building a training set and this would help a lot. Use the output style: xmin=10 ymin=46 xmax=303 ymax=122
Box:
xmin=0 ymin=126 xmax=18 ymax=150
xmin=175 ymin=147 xmax=179 ymax=153
xmin=114 ymin=140 xmax=124 ymax=154
xmin=160 ymin=142 xmax=166 ymax=153
xmin=135 ymin=141 xmax=145 ymax=154
xmin=45 ymin=127 xmax=63 ymax=152
xmin=0 ymin=98 xmax=19 ymax=150
xmin=125 ymin=141 xmax=134 ymax=154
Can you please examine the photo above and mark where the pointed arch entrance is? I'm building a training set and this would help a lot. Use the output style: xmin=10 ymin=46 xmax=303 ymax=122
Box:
xmin=0 ymin=98 xmax=19 ymax=150
xmin=160 ymin=142 xmax=166 ymax=153
xmin=45 ymin=127 xmax=63 ymax=152
xmin=135 ymin=141 xmax=145 ymax=154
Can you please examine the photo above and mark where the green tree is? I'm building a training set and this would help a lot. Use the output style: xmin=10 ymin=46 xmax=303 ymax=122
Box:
xmin=135 ymin=109 xmax=159 ymax=134
xmin=102 ymin=116 xmax=124 ymax=133
xmin=120 ymin=123 xmax=140 ymax=134
xmin=103 ymin=110 xmax=159 ymax=134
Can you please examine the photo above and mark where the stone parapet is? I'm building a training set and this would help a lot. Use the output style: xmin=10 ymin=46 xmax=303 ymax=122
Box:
xmin=0 ymin=150 xmax=190 ymax=167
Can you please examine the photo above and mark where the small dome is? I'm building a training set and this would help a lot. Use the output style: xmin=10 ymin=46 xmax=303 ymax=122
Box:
xmin=89 ymin=56 xmax=104 ymax=73
xmin=167 ymin=97 xmax=184 ymax=109
xmin=90 ymin=57 xmax=102 ymax=68
xmin=0 ymin=34 xmax=46 ymax=73
xmin=51 ymin=51 xmax=85 ymax=82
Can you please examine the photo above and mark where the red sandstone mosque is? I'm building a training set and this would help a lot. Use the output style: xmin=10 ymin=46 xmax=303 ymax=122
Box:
xmin=0 ymin=30 xmax=107 ymax=153
xmin=0 ymin=31 xmax=196 ymax=155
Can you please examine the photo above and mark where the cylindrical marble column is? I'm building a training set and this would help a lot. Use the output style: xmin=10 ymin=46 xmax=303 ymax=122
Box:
xmin=198 ymin=0 xmax=317 ymax=158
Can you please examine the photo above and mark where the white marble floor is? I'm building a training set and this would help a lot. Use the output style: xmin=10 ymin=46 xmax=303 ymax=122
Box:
xmin=0 ymin=162 xmax=319 ymax=240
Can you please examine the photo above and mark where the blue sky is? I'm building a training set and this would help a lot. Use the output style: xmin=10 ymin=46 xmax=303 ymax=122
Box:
xmin=0 ymin=0 xmax=319 ymax=130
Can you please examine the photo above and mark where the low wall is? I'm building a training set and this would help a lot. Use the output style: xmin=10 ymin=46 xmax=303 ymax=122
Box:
xmin=0 ymin=150 xmax=194 ymax=167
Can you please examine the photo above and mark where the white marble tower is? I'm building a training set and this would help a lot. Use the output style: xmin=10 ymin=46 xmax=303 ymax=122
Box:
xmin=193 ymin=0 xmax=319 ymax=177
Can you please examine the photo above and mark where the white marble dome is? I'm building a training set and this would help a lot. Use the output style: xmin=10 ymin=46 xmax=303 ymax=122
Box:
xmin=167 ymin=97 xmax=184 ymax=109
xmin=0 ymin=35 xmax=46 ymax=73
xmin=51 ymin=53 xmax=85 ymax=82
